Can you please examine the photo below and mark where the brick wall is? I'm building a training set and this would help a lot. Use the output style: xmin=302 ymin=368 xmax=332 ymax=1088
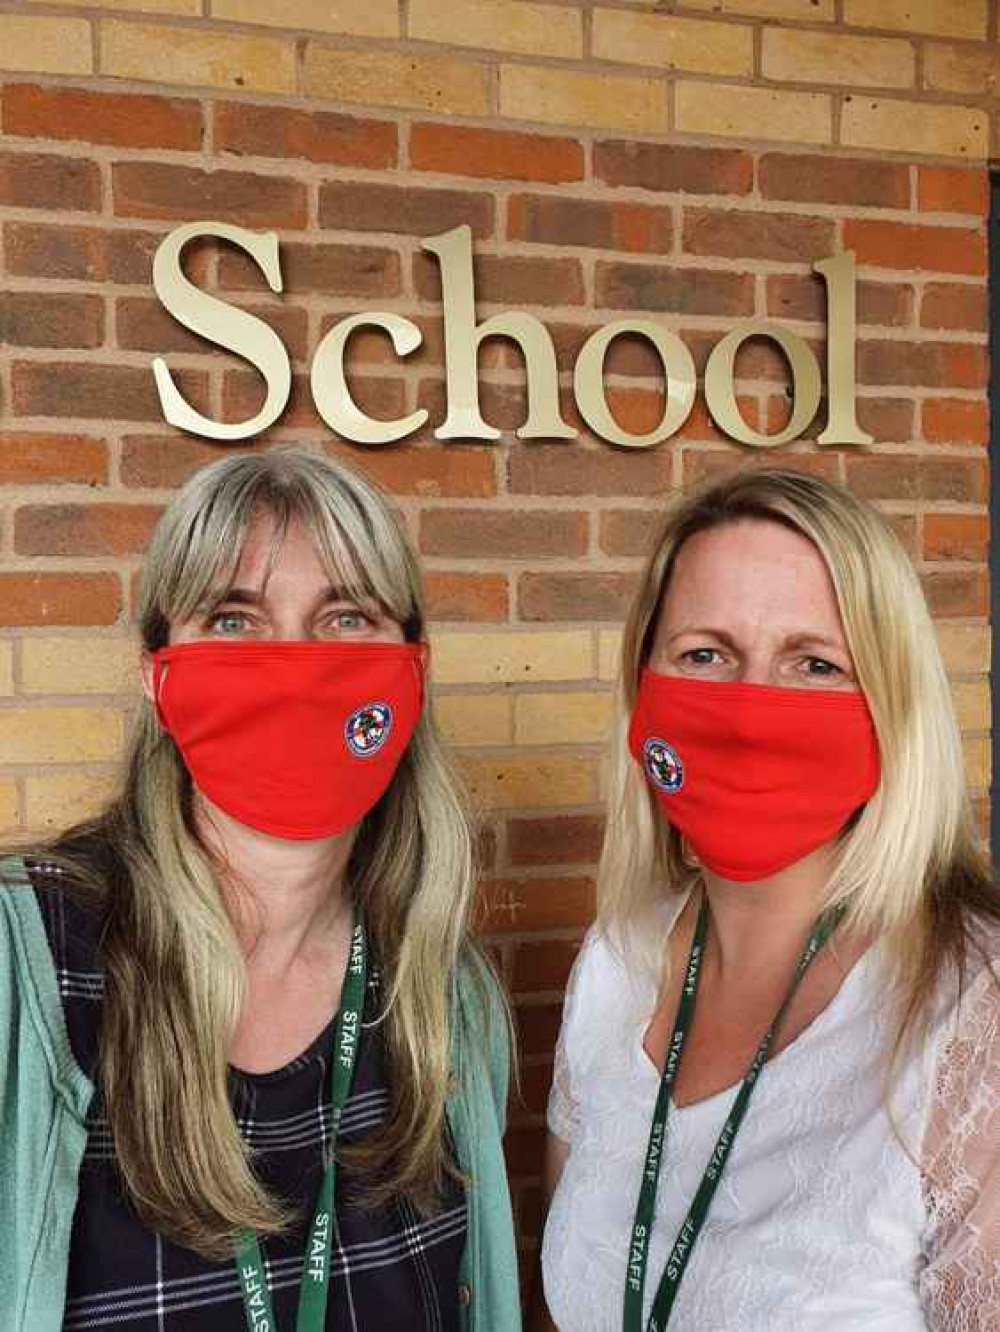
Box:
xmin=0 ymin=0 xmax=994 ymax=1293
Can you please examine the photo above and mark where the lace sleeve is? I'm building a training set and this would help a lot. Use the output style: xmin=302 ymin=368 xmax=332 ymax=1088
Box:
xmin=545 ymin=936 xmax=591 ymax=1145
xmin=920 ymin=953 xmax=1000 ymax=1331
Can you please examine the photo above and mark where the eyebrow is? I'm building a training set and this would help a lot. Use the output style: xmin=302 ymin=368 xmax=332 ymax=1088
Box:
xmin=666 ymin=627 xmax=847 ymax=654
xmin=200 ymin=585 xmax=367 ymax=611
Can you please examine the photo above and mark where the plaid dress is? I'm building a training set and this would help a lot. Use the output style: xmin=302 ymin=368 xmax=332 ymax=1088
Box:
xmin=27 ymin=860 xmax=467 ymax=1332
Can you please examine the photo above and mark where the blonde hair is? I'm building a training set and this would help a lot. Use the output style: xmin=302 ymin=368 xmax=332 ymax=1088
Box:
xmin=601 ymin=466 xmax=999 ymax=1056
xmin=35 ymin=447 xmax=487 ymax=1258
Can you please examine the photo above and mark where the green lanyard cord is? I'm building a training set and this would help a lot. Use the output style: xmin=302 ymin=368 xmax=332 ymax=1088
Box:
xmin=624 ymin=896 xmax=846 ymax=1332
xmin=236 ymin=912 xmax=368 ymax=1332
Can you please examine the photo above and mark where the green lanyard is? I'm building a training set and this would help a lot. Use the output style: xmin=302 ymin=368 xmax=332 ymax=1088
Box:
xmin=236 ymin=912 xmax=367 ymax=1332
xmin=624 ymin=896 xmax=845 ymax=1332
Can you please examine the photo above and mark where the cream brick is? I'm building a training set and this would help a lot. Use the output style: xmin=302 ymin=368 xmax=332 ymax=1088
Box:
xmin=0 ymin=707 xmax=123 ymax=764
xmin=675 ymin=81 xmax=832 ymax=146
xmin=843 ymin=0 xmax=987 ymax=40
xmin=952 ymin=678 xmax=990 ymax=732
xmin=0 ymin=781 xmax=18 ymax=834
xmin=21 ymin=638 xmax=139 ymax=696
xmin=26 ymin=771 xmax=117 ymax=832
xmin=431 ymin=630 xmax=592 ymax=685
xmin=212 ymin=0 xmax=398 ymax=38
xmin=937 ymin=623 xmax=990 ymax=675
xmin=434 ymin=693 xmax=512 ymax=747
xmin=762 ymin=28 xmax=914 ymax=89
xmin=841 ymin=95 xmax=987 ymax=159
xmin=303 ymin=47 xmax=490 ymax=115
xmin=500 ymin=63 xmax=668 ymax=135
xmin=963 ymin=735 xmax=990 ymax=789
xmin=458 ymin=754 xmax=599 ymax=811
xmin=924 ymin=43 xmax=1000 ymax=97
xmin=593 ymin=10 xmax=752 ymax=78
xmin=0 ymin=15 xmax=92 ymax=73
xmin=0 ymin=644 xmax=12 ymax=698
xmin=598 ymin=629 xmax=623 ymax=683
xmin=101 ymin=21 xmax=295 ymax=93
xmin=34 ymin=0 xmax=199 ymax=13
xmin=515 ymin=690 xmax=613 ymax=746
xmin=678 ymin=0 xmax=834 ymax=19
xmin=410 ymin=0 xmax=582 ymax=59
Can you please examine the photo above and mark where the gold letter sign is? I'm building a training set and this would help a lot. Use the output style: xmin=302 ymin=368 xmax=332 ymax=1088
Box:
xmin=152 ymin=223 xmax=871 ymax=451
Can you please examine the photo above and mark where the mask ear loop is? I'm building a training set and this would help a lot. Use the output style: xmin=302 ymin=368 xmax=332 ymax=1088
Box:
xmin=150 ymin=654 xmax=171 ymax=732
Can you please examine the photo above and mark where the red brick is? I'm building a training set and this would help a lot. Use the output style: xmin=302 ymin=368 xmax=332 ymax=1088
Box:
xmin=1 ymin=292 xmax=103 ymax=349
xmin=918 ymin=166 xmax=988 ymax=215
xmin=919 ymin=282 xmax=988 ymax=333
xmin=684 ymin=209 xmax=835 ymax=263
xmin=0 ymin=151 xmax=100 ymax=211
xmin=856 ymin=398 xmax=915 ymax=443
xmin=677 ymin=395 xmax=762 ymax=442
xmin=324 ymin=314 xmax=448 ymax=369
xmin=766 ymin=274 xmax=913 ymax=328
xmin=886 ymin=513 xmax=918 ymax=555
xmin=480 ymin=876 xmax=596 ymax=933
xmin=512 ymin=1060 xmax=554 ymax=1117
xmin=331 ymin=442 xmax=497 ymax=498
xmin=415 ymin=251 xmax=585 ymax=307
xmin=922 ymin=397 xmax=988 ymax=446
xmin=518 ymin=571 xmax=639 ymax=622
xmin=320 ymin=181 xmax=493 ymax=239
xmin=112 ymin=162 xmax=308 ymax=229
xmin=595 ymin=141 xmax=752 ymax=196
xmin=423 ymin=571 xmax=509 ymax=621
xmin=5 ymin=224 xmax=208 ymax=287
xmin=12 ymin=362 xmax=210 ymax=423
xmin=420 ymin=508 xmax=589 ymax=559
xmin=214 ymin=101 xmax=396 ymax=168
xmin=0 ymin=433 xmax=108 ymax=485
xmin=844 ymin=220 xmax=986 ymax=277
xmin=683 ymin=449 xmax=840 ymax=487
xmin=220 ymin=242 xmax=400 ymax=299
xmin=508 ymin=813 xmax=606 ymax=866
xmin=508 ymin=194 xmax=672 ymax=254
xmin=512 ymin=1005 xmax=564 ymax=1060
xmin=759 ymin=153 xmax=909 ymax=209
xmin=121 ymin=436 xmax=275 ymax=490
xmin=411 ymin=123 xmax=583 ymax=183
xmin=510 ymin=938 xmax=582 ymax=993
xmin=596 ymin=262 xmax=753 ymax=318
xmin=116 ymin=296 xmax=309 ymax=363
xmin=921 ymin=569 xmax=988 ymax=618
xmin=4 ymin=84 xmax=203 ymax=151
xmin=14 ymin=503 xmax=163 ymax=557
xmin=0 ymin=572 xmax=121 ymax=625
xmin=924 ymin=513 xmax=989 ymax=562
xmin=506 ymin=441 xmax=672 ymax=496
xmin=844 ymin=455 xmax=987 ymax=503
xmin=599 ymin=508 xmax=663 ymax=558
xmin=858 ymin=340 xmax=987 ymax=390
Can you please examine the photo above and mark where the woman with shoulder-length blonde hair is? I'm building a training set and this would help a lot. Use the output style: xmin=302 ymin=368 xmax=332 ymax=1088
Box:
xmin=532 ymin=467 xmax=1000 ymax=1331
xmin=0 ymin=447 xmax=520 ymax=1332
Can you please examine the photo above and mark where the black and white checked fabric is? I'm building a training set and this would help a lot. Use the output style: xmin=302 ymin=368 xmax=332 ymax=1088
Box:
xmin=28 ymin=860 xmax=467 ymax=1332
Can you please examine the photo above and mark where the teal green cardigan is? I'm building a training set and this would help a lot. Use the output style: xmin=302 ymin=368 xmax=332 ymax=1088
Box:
xmin=0 ymin=853 xmax=522 ymax=1332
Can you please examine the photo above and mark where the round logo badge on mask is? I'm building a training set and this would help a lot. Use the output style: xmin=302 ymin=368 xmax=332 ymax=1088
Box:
xmin=643 ymin=737 xmax=684 ymax=793
xmin=345 ymin=702 xmax=394 ymax=758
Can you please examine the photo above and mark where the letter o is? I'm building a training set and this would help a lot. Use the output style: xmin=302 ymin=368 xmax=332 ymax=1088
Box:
xmin=574 ymin=320 xmax=696 ymax=450
xmin=704 ymin=321 xmax=821 ymax=448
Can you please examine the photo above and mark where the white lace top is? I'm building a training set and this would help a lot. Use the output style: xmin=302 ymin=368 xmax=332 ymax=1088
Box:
xmin=542 ymin=900 xmax=1000 ymax=1332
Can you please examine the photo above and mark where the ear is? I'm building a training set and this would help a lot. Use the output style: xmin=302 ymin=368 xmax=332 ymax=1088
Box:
xmin=139 ymin=649 xmax=157 ymax=706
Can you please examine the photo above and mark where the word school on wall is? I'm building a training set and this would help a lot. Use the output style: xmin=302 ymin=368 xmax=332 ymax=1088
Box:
xmin=152 ymin=222 xmax=872 ymax=452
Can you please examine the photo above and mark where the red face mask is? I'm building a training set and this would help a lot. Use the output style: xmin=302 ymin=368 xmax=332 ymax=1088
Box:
xmin=628 ymin=669 xmax=880 ymax=882
xmin=151 ymin=640 xmax=425 ymax=840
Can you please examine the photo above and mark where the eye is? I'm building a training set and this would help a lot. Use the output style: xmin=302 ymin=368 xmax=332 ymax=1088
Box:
xmin=800 ymin=656 xmax=842 ymax=678
xmin=680 ymin=648 xmax=725 ymax=667
xmin=207 ymin=610 xmax=251 ymax=637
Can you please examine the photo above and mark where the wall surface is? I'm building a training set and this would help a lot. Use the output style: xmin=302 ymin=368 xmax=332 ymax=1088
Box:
xmin=0 ymin=0 xmax=994 ymax=1289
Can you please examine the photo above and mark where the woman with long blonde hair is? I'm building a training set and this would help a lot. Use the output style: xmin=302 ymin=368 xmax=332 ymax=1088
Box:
xmin=0 ymin=447 xmax=520 ymax=1331
xmin=533 ymin=467 xmax=999 ymax=1330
